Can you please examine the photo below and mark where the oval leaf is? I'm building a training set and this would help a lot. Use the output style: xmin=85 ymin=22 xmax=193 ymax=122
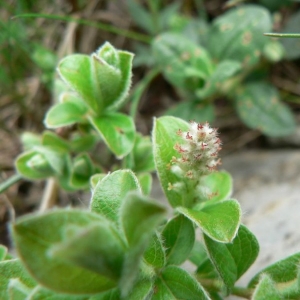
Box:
xmin=200 ymin=171 xmax=233 ymax=202
xmin=207 ymin=5 xmax=272 ymax=66
xmin=153 ymin=116 xmax=189 ymax=207
xmin=90 ymin=170 xmax=141 ymax=222
xmin=12 ymin=210 xmax=116 ymax=294
xmin=234 ymin=82 xmax=296 ymax=136
xmin=178 ymin=199 xmax=241 ymax=243
xmin=44 ymin=102 xmax=87 ymax=128
xmin=90 ymin=113 xmax=135 ymax=158
xmin=252 ymin=274 xmax=281 ymax=300
xmin=249 ymin=252 xmax=300 ymax=287
xmin=162 ymin=214 xmax=195 ymax=265
xmin=153 ymin=265 xmax=210 ymax=300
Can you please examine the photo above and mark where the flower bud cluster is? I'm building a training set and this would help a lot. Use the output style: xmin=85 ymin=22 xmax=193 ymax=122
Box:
xmin=171 ymin=121 xmax=222 ymax=179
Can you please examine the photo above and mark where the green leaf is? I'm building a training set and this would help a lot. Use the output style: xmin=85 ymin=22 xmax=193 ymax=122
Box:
xmin=203 ymin=225 xmax=259 ymax=289
xmin=58 ymin=54 xmax=100 ymax=114
xmin=97 ymin=42 xmax=134 ymax=109
xmin=42 ymin=131 xmax=69 ymax=152
xmin=0 ymin=259 xmax=36 ymax=300
xmin=15 ymin=150 xmax=54 ymax=180
xmin=90 ymin=112 xmax=135 ymax=158
xmin=44 ymin=102 xmax=87 ymax=128
xmin=249 ymin=252 xmax=300 ymax=287
xmin=132 ymin=134 xmax=155 ymax=173
xmin=200 ymin=171 xmax=233 ymax=202
xmin=28 ymin=286 xmax=89 ymax=299
xmin=143 ymin=232 xmax=166 ymax=268
xmin=127 ymin=0 xmax=155 ymax=35
xmin=197 ymin=60 xmax=241 ymax=99
xmin=12 ymin=210 xmax=116 ymax=294
xmin=20 ymin=132 xmax=41 ymax=151
xmin=119 ymin=192 xmax=166 ymax=296
xmin=226 ymin=225 xmax=259 ymax=280
xmin=137 ymin=173 xmax=152 ymax=195
xmin=70 ymin=153 xmax=95 ymax=189
xmin=166 ymin=102 xmax=215 ymax=123
xmin=152 ymin=32 xmax=214 ymax=91
xmin=178 ymin=199 xmax=241 ymax=243
xmin=50 ymin=223 xmax=125 ymax=281
xmin=90 ymin=173 xmax=106 ymax=190
xmin=152 ymin=265 xmax=210 ymax=300
xmin=162 ymin=214 xmax=195 ymax=265
xmin=252 ymin=274 xmax=281 ymax=300
xmin=207 ymin=5 xmax=272 ymax=66
xmin=90 ymin=291 xmax=120 ymax=300
xmin=69 ymin=134 xmax=98 ymax=153
xmin=203 ymin=234 xmax=237 ymax=290
xmin=0 ymin=245 xmax=7 ymax=261
xmin=8 ymin=278 xmax=32 ymax=300
xmin=234 ymin=82 xmax=296 ymax=136
xmin=280 ymin=10 xmax=300 ymax=60
xmin=127 ymin=278 xmax=153 ymax=300
xmin=90 ymin=170 xmax=140 ymax=223
xmin=153 ymin=116 xmax=189 ymax=207
xmin=121 ymin=192 xmax=166 ymax=247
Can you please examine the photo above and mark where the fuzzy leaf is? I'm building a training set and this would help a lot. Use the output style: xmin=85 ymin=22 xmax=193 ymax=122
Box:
xmin=0 ymin=259 xmax=36 ymax=300
xmin=204 ymin=225 xmax=259 ymax=289
xmin=12 ymin=210 xmax=116 ymax=294
xmin=132 ymin=134 xmax=155 ymax=173
xmin=0 ymin=245 xmax=7 ymax=261
xmin=178 ymin=199 xmax=241 ymax=243
xmin=15 ymin=149 xmax=58 ymax=180
xmin=90 ymin=170 xmax=140 ymax=222
xmin=127 ymin=278 xmax=153 ymax=300
xmin=144 ymin=232 xmax=166 ymax=268
xmin=234 ymin=82 xmax=296 ymax=136
xmin=50 ymin=223 xmax=125 ymax=281
xmin=44 ymin=102 xmax=87 ymax=129
xmin=69 ymin=134 xmax=98 ymax=153
xmin=121 ymin=192 xmax=166 ymax=247
xmin=249 ymin=252 xmax=300 ymax=287
xmin=152 ymin=266 xmax=210 ymax=300
xmin=42 ymin=131 xmax=69 ymax=152
xmin=252 ymin=274 xmax=281 ymax=300
xmin=137 ymin=173 xmax=152 ymax=195
xmin=8 ymin=278 xmax=32 ymax=300
xmin=119 ymin=192 xmax=166 ymax=296
xmin=200 ymin=171 xmax=233 ymax=202
xmin=28 ymin=286 xmax=89 ymax=299
xmin=58 ymin=54 xmax=100 ymax=113
xmin=153 ymin=116 xmax=189 ymax=207
xmin=152 ymin=32 xmax=214 ymax=91
xmin=197 ymin=60 xmax=241 ymax=99
xmin=162 ymin=214 xmax=195 ymax=265
xmin=207 ymin=5 xmax=272 ymax=66
xmin=70 ymin=153 xmax=94 ymax=189
xmin=90 ymin=112 xmax=135 ymax=158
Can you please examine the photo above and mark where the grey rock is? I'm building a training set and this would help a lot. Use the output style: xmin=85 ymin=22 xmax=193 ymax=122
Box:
xmin=222 ymin=150 xmax=300 ymax=287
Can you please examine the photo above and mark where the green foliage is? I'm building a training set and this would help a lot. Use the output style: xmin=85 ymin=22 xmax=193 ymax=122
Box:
xmin=3 ymin=28 xmax=300 ymax=299
xmin=140 ymin=3 xmax=296 ymax=136
xmin=234 ymin=82 xmax=296 ymax=136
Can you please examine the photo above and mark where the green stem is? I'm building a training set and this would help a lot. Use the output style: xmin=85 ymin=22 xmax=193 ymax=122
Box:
xmin=0 ymin=173 xmax=23 ymax=194
xmin=129 ymin=67 xmax=160 ymax=120
xmin=12 ymin=13 xmax=152 ymax=44
xmin=199 ymin=279 xmax=253 ymax=299
xmin=264 ymin=33 xmax=300 ymax=38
